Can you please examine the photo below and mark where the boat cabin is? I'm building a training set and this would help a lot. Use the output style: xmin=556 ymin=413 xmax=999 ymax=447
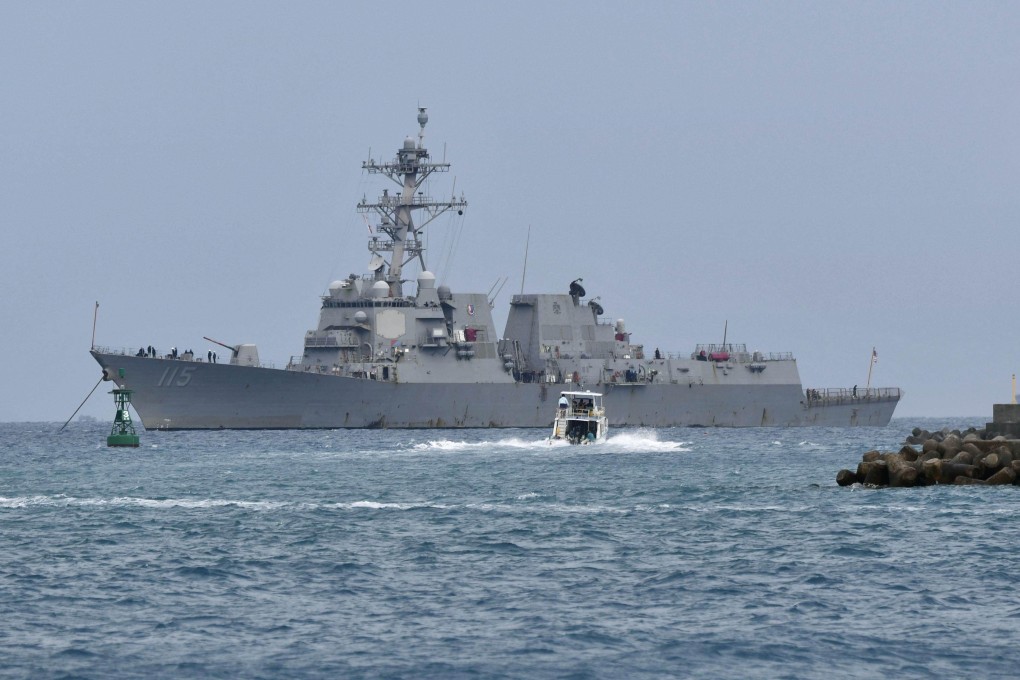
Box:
xmin=552 ymin=391 xmax=608 ymax=444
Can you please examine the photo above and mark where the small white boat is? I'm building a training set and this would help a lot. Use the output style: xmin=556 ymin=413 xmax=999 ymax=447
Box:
xmin=551 ymin=391 xmax=608 ymax=444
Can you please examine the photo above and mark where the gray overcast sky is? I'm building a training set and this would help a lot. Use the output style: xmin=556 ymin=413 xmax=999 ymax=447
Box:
xmin=2 ymin=1 xmax=1017 ymax=422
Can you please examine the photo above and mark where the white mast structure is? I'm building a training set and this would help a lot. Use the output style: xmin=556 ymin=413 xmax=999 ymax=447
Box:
xmin=357 ymin=108 xmax=467 ymax=297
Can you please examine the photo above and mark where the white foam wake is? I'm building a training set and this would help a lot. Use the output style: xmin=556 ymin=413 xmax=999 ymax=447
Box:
xmin=599 ymin=429 xmax=691 ymax=453
xmin=411 ymin=436 xmax=561 ymax=452
xmin=409 ymin=430 xmax=689 ymax=454
xmin=0 ymin=494 xmax=693 ymax=516
xmin=342 ymin=500 xmax=451 ymax=510
xmin=0 ymin=495 xmax=287 ymax=510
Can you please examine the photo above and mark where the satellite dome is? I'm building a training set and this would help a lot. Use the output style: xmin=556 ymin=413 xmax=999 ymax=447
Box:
xmin=437 ymin=285 xmax=452 ymax=301
xmin=354 ymin=311 xmax=368 ymax=323
xmin=371 ymin=281 xmax=390 ymax=298
xmin=403 ymin=137 xmax=415 ymax=150
xmin=417 ymin=271 xmax=436 ymax=289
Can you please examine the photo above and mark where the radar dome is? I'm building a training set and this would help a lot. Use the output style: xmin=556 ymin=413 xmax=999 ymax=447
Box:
xmin=403 ymin=137 xmax=415 ymax=150
xmin=354 ymin=311 xmax=368 ymax=324
xmin=417 ymin=271 xmax=436 ymax=289
xmin=437 ymin=285 xmax=452 ymax=301
xmin=371 ymin=281 xmax=390 ymax=298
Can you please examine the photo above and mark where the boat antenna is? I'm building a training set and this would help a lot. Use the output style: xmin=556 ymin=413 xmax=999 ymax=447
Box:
xmin=91 ymin=301 xmax=99 ymax=349
xmin=520 ymin=225 xmax=531 ymax=295
xmin=721 ymin=320 xmax=728 ymax=350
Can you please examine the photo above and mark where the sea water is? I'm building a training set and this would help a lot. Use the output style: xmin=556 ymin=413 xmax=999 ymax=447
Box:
xmin=2 ymin=419 xmax=1018 ymax=679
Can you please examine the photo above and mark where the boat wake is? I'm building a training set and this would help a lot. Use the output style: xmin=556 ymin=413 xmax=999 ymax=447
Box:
xmin=600 ymin=429 xmax=690 ymax=453
xmin=408 ymin=429 xmax=689 ymax=454
xmin=410 ymin=436 xmax=558 ymax=452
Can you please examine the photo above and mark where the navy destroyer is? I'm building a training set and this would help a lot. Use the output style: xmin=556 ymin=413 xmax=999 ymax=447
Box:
xmin=91 ymin=109 xmax=901 ymax=429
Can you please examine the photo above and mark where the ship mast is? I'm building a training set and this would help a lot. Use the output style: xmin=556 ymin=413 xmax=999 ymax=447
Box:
xmin=357 ymin=108 xmax=467 ymax=297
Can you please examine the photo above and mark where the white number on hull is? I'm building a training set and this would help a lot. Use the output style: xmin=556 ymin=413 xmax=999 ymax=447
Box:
xmin=157 ymin=365 xmax=195 ymax=387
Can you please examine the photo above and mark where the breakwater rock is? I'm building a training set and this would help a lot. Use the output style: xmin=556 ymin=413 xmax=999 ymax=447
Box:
xmin=903 ymin=425 xmax=991 ymax=445
xmin=837 ymin=436 xmax=1020 ymax=487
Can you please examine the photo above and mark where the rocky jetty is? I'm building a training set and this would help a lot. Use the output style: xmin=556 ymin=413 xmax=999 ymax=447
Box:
xmin=837 ymin=427 xmax=1020 ymax=487
xmin=903 ymin=425 xmax=989 ymax=446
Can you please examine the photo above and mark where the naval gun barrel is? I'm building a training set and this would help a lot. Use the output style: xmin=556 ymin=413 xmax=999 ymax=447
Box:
xmin=203 ymin=336 xmax=238 ymax=356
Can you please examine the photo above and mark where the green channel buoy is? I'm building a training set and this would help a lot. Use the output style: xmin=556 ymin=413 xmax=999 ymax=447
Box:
xmin=107 ymin=385 xmax=140 ymax=447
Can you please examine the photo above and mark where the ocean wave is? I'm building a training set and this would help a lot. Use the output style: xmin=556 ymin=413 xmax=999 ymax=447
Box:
xmin=0 ymin=494 xmax=645 ymax=515
xmin=462 ymin=501 xmax=632 ymax=515
xmin=341 ymin=500 xmax=451 ymax=510
xmin=0 ymin=495 xmax=287 ymax=511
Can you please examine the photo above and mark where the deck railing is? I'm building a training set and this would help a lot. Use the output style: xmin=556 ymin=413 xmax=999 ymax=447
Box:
xmin=92 ymin=346 xmax=276 ymax=369
xmin=804 ymin=387 xmax=901 ymax=403
xmin=558 ymin=406 xmax=605 ymax=418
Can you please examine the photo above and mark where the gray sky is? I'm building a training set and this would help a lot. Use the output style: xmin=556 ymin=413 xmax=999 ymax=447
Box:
xmin=2 ymin=1 xmax=1017 ymax=422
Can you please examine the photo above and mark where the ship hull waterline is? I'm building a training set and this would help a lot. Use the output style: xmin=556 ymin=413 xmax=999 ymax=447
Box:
xmin=92 ymin=352 xmax=899 ymax=430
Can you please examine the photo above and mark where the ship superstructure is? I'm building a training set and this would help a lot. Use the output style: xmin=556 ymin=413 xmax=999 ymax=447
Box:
xmin=91 ymin=109 xmax=901 ymax=429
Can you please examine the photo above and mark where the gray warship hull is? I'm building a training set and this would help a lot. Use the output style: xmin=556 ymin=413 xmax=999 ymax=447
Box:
xmin=91 ymin=350 xmax=899 ymax=429
xmin=90 ymin=109 xmax=902 ymax=428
